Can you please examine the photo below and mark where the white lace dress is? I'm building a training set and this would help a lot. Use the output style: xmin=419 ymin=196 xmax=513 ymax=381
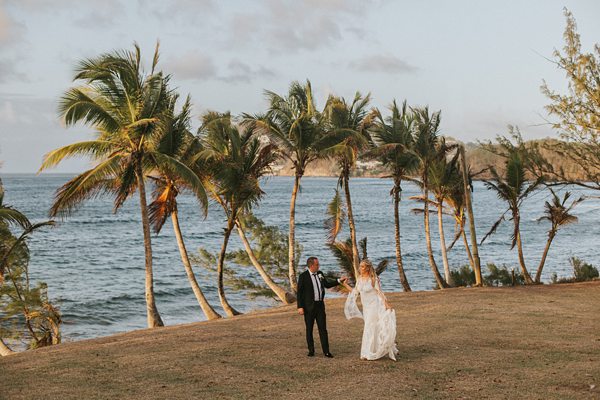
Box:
xmin=344 ymin=276 xmax=398 ymax=360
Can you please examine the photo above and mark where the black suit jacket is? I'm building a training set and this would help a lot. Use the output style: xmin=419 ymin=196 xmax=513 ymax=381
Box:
xmin=297 ymin=270 xmax=339 ymax=312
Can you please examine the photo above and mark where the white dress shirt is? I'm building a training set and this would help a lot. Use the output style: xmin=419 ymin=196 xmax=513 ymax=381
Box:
xmin=310 ymin=272 xmax=323 ymax=301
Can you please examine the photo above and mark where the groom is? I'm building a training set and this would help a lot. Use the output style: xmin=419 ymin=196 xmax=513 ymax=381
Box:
xmin=297 ymin=256 xmax=342 ymax=358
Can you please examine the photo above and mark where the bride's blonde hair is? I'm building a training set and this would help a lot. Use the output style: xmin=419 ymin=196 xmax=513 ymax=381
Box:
xmin=359 ymin=259 xmax=377 ymax=287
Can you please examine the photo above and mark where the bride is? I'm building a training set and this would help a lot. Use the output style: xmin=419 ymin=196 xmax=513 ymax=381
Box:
xmin=341 ymin=259 xmax=398 ymax=361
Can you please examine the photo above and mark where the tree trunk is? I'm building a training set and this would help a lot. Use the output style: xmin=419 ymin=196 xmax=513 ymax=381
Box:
xmin=288 ymin=173 xmax=302 ymax=293
xmin=513 ymin=213 xmax=534 ymax=284
xmin=437 ymin=199 xmax=455 ymax=287
xmin=423 ymin=176 xmax=448 ymax=289
xmin=461 ymin=228 xmax=475 ymax=271
xmin=343 ymin=171 xmax=360 ymax=278
xmin=393 ymin=182 xmax=411 ymax=291
xmin=535 ymin=231 xmax=556 ymax=283
xmin=135 ymin=165 xmax=164 ymax=328
xmin=236 ymin=220 xmax=295 ymax=304
xmin=459 ymin=145 xmax=483 ymax=286
xmin=0 ymin=338 xmax=15 ymax=356
xmin=171 ymin=210 xmax=221 ymax=320
xmin=218 ymin=220 xmax=241 ymax=317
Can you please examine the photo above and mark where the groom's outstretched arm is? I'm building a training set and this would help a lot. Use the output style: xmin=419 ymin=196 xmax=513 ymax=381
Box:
xmin=323 ymin=275 xmax=341 ymax=289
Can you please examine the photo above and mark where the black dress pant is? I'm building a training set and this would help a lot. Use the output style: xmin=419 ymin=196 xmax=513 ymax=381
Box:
xmin=304 ymin=301 xmax=329 ymax=353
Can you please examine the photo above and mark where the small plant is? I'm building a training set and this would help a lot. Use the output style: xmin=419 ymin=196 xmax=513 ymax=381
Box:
xmin=484 ymin=263 xmax=524 ymax=287
xmin=554 ymin=257 xmax=599 ymax=284
xmin=450 ymin=265 xmax=476 ymax=287
xmin=571 ymin=257 xmax=599 ymax=281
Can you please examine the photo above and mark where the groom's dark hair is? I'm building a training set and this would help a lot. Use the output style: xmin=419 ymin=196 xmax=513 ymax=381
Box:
xmin=307 ymin=257 xmax=318 ymax=267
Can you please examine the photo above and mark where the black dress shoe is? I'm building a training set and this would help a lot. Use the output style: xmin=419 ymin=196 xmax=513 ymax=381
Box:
xmin=324 ymin=353 xmax=334 ymax=358
xmin=307 ymin=351 xmax=315 ymax=357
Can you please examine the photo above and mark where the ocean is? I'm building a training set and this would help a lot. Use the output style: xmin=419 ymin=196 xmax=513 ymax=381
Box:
xmin=2 ymin=174 xmax=599 ymax=341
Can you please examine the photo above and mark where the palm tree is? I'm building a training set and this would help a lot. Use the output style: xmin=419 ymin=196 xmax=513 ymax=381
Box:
xmin=246 ymin=80 xmax=339 ymax=292
xmin=0 ymin=182 xmax=57 ymax=355
xmin=147 ymin=94 xmax=221 ymax=320
xmin=0 ymin=182 xmax=32 ymax=284
xmin=482 ymin=151 xmax=542 ymax=284
xmin=323 ymin=92 xmax=373 ymax=278
xmin=412 ymin=107 xmax=448 ymax=289
xmin=370 ymin=101 xmax=419 ymax=291
xmin=199 ymin=111 xmax=278 ymax=317
xmin=427 ymin=144 xmax=461 ymax=287
xmin=445 ymin=176 xmax=476 ymax=274
xmin=39 ymin=44 xmax=201 ymax=327
xmin=457 ymin=145 xmax=483 ymax=286
xmin=534 ymin=190 xmax=583 ymax=283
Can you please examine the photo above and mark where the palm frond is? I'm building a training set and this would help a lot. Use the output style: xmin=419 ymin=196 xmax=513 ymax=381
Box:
xmin=50 ymin=156 xmax=123 ymax=217
xmin=359 ymin=237 xmax=368 ymax=260
xmin=0 ymin=206 xmax=32 ymax=230
xmin=375 ymin=259 xmax=389 ymax=275
xmin=151 ymin=151 xmax=208 ymax=216
xmin=324 ymin=189 xmax=346 ymax=243
xmin=480 ymin=211 xmax=508 ymax=245
xmin=39 ymin=140 xmax=117 ymax=172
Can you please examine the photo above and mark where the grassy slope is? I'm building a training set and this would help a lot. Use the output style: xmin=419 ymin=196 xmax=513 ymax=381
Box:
xmin=2 ymin=282 xmax=600 ymax=400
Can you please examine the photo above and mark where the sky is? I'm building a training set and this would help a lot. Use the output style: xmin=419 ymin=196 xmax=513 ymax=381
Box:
xmin=0 ymin=0 xmax=599 ymax=173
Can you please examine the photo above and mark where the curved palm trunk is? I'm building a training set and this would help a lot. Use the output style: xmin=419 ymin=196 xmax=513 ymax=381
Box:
xmin=236 ymin=221 xmax=295 ymax=304
xmin=171 ymin=210 xmax=221 ymax=320
xmin=343 ymin=172 xmax=360 ymax=278
xmin=135 ymin=166 xmax=164 ymax=328
xmin=0 ymin=338 xmax=14 ymax=356
xmin=459 ymin=145 xmax=482 ymax=286
xmin=288 ymin=173 xmax=302 ymax=293
xmin=4 ymin=263 xmax=41 ymax=343
xmin=513 ymin=213 xmax=534 ymax=284
xmin=535 ymin=230 xmax=556 ymax=283
xmin=461 ymin=229 xmax=475 ymax=271
xmin=218 ymin=220 xmax=241 ymax=317
xmin=393 ymin=182 xmax=411 ymax=291
xmin=437 ymin=199 xmax=455 ymax=287
xmin=423 ymin=177 xmax=448 ymax=289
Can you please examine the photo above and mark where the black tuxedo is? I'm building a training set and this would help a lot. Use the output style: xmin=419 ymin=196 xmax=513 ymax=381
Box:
xmin=297 ymin=269 xmax=339 ymax=354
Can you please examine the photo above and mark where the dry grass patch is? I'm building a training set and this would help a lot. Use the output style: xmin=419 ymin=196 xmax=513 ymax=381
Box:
xmin=2 ymin=282 xmax=600 ymax=399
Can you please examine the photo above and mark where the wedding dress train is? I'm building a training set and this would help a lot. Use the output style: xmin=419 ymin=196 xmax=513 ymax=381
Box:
xmin=344 ymin=277 xmax=398 ymax=360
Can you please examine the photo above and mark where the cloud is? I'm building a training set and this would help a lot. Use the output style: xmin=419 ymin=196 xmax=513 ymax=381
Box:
xmin=72 ymin=1 xmax=124 ymax=29
xmin=349 ymin=55 xmax=417 ymax=74
xmin=0 ymin=5 xmax=11 ymax=42
xmin=0 ymin=58 xmax=28 ymax=82
xmin=225 ymin=0 xmax=384 ymax=53
xmin=0 ymin=2 xmax=25 ymax=45
xmin=220 ymin=60 xmax=276 ymax=83
xmin=0 ymin=96 xmax=57 ymax=125
xmin=5 ymin=0 xmax=124 ymax=29
xmin=142 ymin=0 xmax=217 ymax=22
xmin=164 ymin=51 xmax=216 ymax=81
xmin=268 ymin=15 xmax=342 ymax=52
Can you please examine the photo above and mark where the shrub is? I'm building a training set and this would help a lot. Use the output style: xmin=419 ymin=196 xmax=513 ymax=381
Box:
xmin=552 ymin=257 xmax=599 ymax=284
xmin=484 ymin=263 xmax=524 ymax=286
xmin=571 ymin=257 xmax=599 ymax=281
xmin=450 ymin=265 xmax=476 ymax=287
